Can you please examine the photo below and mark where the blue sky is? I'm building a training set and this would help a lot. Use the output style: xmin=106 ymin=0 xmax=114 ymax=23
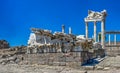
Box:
xmin=0 ymin=0 xmax=120 ymax=46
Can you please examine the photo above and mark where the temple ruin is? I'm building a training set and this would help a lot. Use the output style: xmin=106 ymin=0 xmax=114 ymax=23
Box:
xmin=0 ymin=10 xmax=106 ymax=67
xmin=84 ymin=10 xmax=107 ymax=49
xmin=26 ymin=22 xmax=105 ymax=65
xmin=27 ymin=26 xmax=80 ymax=53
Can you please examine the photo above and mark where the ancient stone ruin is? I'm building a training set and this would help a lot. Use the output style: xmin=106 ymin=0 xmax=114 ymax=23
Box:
xmin=25 ymin=24 xmax=105 ymax=66
xmin=0 ymin=10 xmax=106 ymax=68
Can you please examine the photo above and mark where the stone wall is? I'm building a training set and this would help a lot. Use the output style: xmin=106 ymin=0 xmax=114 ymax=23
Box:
xmin=105 ymin=47 xmax=120 ymax=56
xmin=20 ymin=50 xmax=104 ymax=67
xmin=0 ymin=47 xmax=105 ymax=68
xmin=24 ymin=46 xmax=105 ymax=67
xmin=93 ymin=49 xmax=105 ymax=58
xmin=21 ymin=52 xmax=84 ymax=67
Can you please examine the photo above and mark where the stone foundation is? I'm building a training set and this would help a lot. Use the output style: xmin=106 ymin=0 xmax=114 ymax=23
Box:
xmin=21 ymin=52 xmax=83 ymax=67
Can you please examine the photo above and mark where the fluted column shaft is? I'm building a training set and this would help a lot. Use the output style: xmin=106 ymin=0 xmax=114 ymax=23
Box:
xmin=114 ymin=34 xmax=116 ymax=45
xmin=101 ymin=20 xmax=105 ymax=49
xmin=109 ymin=34 xmax=111 ymax=45
xmin=85 ymin=22 xmax=88 ymax=39
xmin=94 ymin=21 xmax=97 ymax=42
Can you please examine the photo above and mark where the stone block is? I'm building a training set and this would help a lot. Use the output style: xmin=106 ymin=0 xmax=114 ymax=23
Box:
xmin=103 ymin=67 xmax=110 ymax=70
xmin=52 ymin=62 xmax=59 ymax=66
xmin=96 ymin=66 xmax=104 ymax=70
xmin=59 ymin=62 xmax=66 ymax=66
xmin=66 ymin=56 xmax=74 ymax=62
xmin=83 ymin=66 xmax=94 ymax=70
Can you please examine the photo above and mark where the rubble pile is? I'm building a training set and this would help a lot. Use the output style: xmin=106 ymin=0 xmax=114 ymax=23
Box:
xmin=11 ymin=46 xmax=27 ymax=54
xmin=0 ymin=53 xmax=24 ymax=65
xmin=0 ymin=46 xmax=26 ymax=65
xmin=0 ymin=40 xmax=10 ymax=49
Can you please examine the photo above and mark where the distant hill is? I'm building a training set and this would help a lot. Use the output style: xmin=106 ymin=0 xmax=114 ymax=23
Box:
xmin=0 ymin=40 xmax=10 ymax=49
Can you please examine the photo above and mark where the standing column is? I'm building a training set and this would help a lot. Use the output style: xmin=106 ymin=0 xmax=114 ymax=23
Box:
xmin=94 ymin=21 xmax=97 ymax=42
xmin=101 ymin=20 xmax=105 ymax=49
xmin=109 ymin=34 xmax=111 ymax=45
xmin=69 ymin=27 xmax=72 ymax=34
xmin=85 ymin=22 xmax=88 ymax=39
xmin=114 ymin=34 xmax=116 ymax=45
xmin=62 ymin=25 xmax=65 ymax=33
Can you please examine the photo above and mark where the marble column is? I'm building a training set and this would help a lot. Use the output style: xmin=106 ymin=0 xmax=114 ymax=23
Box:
xmin=109 ymin=34 xmax=111 ymax=45
xmin=94 ymin=21 xmax=97 ymax=42
xmin=114 ymin=34 xmax=116 ymax=45
xmin=85 ymin=22 xmax=88 ymax=39
xmin=101 ymin=20 xmax=105 ymax=49
xmin=69 ymin=27 xmax=72 ymax=34
xmin=62 ymin=25 xmax=65 ymax=33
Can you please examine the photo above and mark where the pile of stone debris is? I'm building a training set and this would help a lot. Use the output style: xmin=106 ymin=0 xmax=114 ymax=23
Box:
xmin=0 ymin=54 xmax=24 ymax=65
xmin=0 ymin=45 xmax=26 ymax=65
xmin=0 ymin=40 xmax=10 ymax=49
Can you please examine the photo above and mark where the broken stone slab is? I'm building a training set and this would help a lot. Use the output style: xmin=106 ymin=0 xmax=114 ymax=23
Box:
xmin=9 ymin=60 xmax=15 ymax=64
xmin=103 ymin=67 xmax=110 ymax=70
xmin=1 ymin=62 xmax=6 ymax=65
xmin=1 ymin=55 xmax=8 ymax=58
xmin=83 ymin=66 xmax=94 ymax=70
xmin=0 ymin=59 xmax=7 ymax=63
xmin=96 ymin=66 xmax=104 ymax=70
xmin=15 ymin=58 xmax=21 ymax=63
xmin=7 ymin=56 xmax=17 ymax=61
xmin=1 ymin=54 xmax=14 ymax=59
xmin=0 ymin=55 xmax=18 ymax=65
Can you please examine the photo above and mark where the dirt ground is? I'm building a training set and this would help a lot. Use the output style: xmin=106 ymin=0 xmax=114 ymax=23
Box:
xmin=0 ymin=64 xmax=85 ymax=73
xmin=0 ymin=64 xmax=120 ymax=73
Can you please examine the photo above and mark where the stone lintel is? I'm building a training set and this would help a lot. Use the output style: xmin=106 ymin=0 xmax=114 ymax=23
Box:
xmin=84 ymin=18 xmax=104 ymax=22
